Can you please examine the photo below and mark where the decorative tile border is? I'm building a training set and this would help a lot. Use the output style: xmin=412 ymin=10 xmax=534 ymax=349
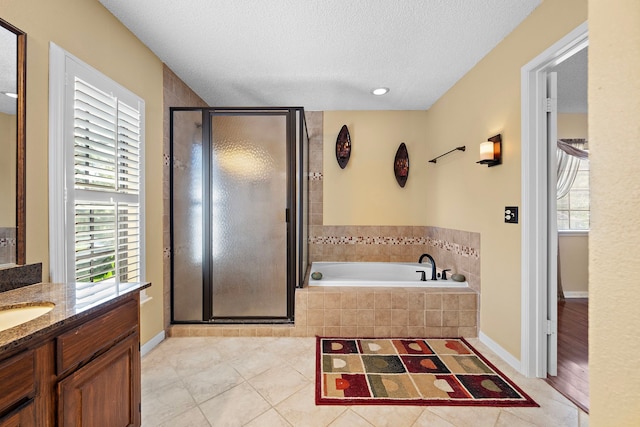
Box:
xmin=309 ymin=235 xmax=479 ymax=259
xmin=310 ymin=172 xmax=323 ymax=181
xmin=0 ymin=238 xmax=16 ymax=248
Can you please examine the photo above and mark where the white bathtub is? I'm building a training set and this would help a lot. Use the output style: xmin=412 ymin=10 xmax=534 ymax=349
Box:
xmin=308 ymin=262 xmax=468 ymax=288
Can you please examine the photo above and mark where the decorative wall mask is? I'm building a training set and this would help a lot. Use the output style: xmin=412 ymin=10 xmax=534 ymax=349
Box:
xmin=394 ymin=143 xmax=409 ymax=188
xmin=335 ymin=125 xmax=351 ymax=169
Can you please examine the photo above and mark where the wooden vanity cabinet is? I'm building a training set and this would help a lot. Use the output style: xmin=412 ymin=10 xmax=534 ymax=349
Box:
xmin=0 ymin=292 xmax=142 ymax=427
xmin=58 ymin=332 xmax=140 ymax=427
xmin=0 ymin=401 xmax=35 ymax=427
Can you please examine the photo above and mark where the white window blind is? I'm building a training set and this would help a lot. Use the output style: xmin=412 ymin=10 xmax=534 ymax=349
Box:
xmin=72 ymin=78 xmax=143 ymax=284
xmin=49 ymin=44 xmax=145 ymax=301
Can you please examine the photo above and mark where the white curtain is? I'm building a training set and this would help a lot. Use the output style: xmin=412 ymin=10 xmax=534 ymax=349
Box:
xmin=557 ymin=139 xmax=588 ymax=199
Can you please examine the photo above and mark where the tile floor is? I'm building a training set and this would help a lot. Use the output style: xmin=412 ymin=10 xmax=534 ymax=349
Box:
xmin=141 ymin=336 xmax=589 ymax=427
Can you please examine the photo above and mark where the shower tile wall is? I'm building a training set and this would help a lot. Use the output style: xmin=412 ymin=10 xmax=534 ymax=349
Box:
xmin=305 ymin=112 xmax=481 ymax=293
xmin=0 ymin=227 xmax=16 ymax=265
xmin=162 ymin=65 xmax=208 ymax=331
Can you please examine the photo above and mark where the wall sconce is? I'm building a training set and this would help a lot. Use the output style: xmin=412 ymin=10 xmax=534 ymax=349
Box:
xmin=477 ymin=134 xmax=502 ymax=167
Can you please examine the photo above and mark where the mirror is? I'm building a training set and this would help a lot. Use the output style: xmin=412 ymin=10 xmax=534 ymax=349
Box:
xmin=0 ymin=18 xmax=26 ymax=266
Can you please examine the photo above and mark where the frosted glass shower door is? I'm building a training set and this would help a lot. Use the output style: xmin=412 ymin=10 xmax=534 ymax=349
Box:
xmin=210 ymin=113 xmax=288 ymax=318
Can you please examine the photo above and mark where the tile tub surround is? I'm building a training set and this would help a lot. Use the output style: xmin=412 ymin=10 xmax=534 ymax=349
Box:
xmin=309 ymin=226 xmax=481 ymax=292
xmin=296 ymin=285 xmax=478 ymax=338
xmin=305 ymin=112 xmax=481 ymax=293
xmin=169 ymin=285 xmax=478 ymax=338
xmin=0 ymin=227 xmax=16 ymax=266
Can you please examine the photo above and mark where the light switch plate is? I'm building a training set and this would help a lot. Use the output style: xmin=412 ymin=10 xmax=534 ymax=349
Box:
xmin=505 ymin=206 xmax=518 ymax=224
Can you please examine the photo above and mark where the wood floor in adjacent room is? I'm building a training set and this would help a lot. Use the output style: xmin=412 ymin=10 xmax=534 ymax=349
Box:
xmin=546 ymin=298 xmax=589 ymax=413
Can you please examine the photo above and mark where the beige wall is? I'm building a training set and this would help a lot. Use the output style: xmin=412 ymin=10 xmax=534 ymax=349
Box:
xmin=321 ymin=1 xmax=587 ymax=359
xmin=589 ymin=0 xmax=640 ymax=424
xmin=2 ymin=0 xmax=165 ymax=345
xmin=558 ymin=113 xmax=588 ymax=139
xmin=558 ymin=234 xmax=588 ymax=294
xmin=323 ymin=111 xmax=429 ymax=225
xmin=0 ymin=112 xmax=16 ymax=226
xmin=415 ymin=0 xmax=587 ymax=358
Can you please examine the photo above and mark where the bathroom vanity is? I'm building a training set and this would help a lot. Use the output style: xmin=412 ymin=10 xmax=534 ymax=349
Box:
xmin=0 ymin=281 xmax=150 ymax=426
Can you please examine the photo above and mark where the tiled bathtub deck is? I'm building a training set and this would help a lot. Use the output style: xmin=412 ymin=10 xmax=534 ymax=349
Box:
xmin=169 ymin=286 xmax=478 ymax=338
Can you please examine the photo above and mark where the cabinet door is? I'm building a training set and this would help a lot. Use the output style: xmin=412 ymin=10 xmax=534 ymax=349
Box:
xmin=0 ymin=401 xmax=35 ymax=427
xmin=58 ymin=333 xmax=140 ymax=427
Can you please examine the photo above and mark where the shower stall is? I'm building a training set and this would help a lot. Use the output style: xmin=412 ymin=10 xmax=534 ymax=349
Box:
xmin=170 ymin=107 xmax=309 ymax=323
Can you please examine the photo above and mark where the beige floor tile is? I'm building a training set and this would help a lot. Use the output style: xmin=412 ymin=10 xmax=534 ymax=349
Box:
xmin=166 ymin=346 xmax=226 ymax=378
xmin=426 ymin=406 xmax=501 ymax=427
xmin=226 ymin=346 xmax=288 ymax=380
xmin=181 ymin=362 xmax=245 ymax=404
xmin=141 ymin=360 xmax=181 ymax=395
xmin=141 ymin=381 xmax=197 ymax=426
xmin=157 ymin=406 xmax=211 ymax=427
xmin=248 ymin=364 xmax=310 ymax=405
xmin=261 ymin=337 xmax=313 ymax=360
xmin=503 ymin=400 xmax=580 ymax=427
xmin=244 ymin=408 xmax=292 ymax=427
xmin=351 ymin=405 xmax=424 ymax=427
xmin=210 ymin=336 xmax=267 ymax=359
xmin=328 ymin=409 xmax=374 ymax=426
xmin=199 ymin=382 xmax=272 ymax=427
xmin=411 ymin=409 xmax=456 ymax=427
xmin=286 ymin=349 xmax=317 ymax=381
xmin=276 ymin=384 xmax=347 ymax=427
xmin=494 ymin=410 xmax=540 ymax=426
xmin=142 ymin=336 xmax=585 ymax=427
xmin=579 ymin=410 xmax=589 ymax=427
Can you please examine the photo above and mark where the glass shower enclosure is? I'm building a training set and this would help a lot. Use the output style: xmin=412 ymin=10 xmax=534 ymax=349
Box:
xmin=171 ymin=107 xmax=308 ymax=323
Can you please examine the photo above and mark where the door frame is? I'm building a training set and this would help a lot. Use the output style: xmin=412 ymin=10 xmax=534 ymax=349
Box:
xmin=520 ymin=22 xmax=588 ymax=377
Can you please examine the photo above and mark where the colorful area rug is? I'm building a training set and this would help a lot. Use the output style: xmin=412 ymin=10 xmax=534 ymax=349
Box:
xmin=316 ymin=337 xmax=538 ymax=407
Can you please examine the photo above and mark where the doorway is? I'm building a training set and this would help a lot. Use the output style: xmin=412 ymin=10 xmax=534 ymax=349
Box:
xmin=520 ymin=22 xmax=588 ymax=379
xmin=545 ymin=46 xmax=590 ymax=412
xmin=170 ymin=107 xmax=308 ymax=324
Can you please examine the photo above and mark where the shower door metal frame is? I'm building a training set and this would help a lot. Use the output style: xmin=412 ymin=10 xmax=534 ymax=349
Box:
xmin=170 ymin=107 xmax=305 ymax=324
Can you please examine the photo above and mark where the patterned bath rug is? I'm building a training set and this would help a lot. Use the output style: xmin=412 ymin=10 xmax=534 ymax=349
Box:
xmin=316 ymin=337 xmax=538 ymax=407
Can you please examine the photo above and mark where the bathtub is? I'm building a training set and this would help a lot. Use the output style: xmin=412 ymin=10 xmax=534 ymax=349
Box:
xmin=308 ymin=262 xmax=467 ymax=288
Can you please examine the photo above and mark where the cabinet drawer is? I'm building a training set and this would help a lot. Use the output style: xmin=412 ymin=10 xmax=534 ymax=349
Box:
xmin=57 ymin=298 xmax=137 ymax=374
xmin=0 ymin=350 xmax=35 ymax=416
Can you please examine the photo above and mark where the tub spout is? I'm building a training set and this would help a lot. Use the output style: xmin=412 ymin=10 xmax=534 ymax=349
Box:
xmin=418 ymin=253 xmax=437 ymax=280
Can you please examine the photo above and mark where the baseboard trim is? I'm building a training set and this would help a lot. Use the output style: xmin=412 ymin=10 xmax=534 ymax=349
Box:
xmin=141 ymin=330 xmax=165 ymax=357
xmin=564 ymin=291 xmax=588 ymax=298
xmin=479 ymin=330 xmax=521 ymax=373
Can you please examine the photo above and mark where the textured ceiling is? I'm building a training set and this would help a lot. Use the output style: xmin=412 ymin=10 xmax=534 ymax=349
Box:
xmin=552 ymin=47 xmax=588 ymax=113
xmin=101 ymin=1 xmax=541 ymax=110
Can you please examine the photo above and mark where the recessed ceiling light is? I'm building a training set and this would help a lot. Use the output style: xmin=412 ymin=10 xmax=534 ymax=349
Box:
xmin=1 ymin=92 xmax=18 ymax=99
xmin=371 ymin=87 xmax=389 ymax=96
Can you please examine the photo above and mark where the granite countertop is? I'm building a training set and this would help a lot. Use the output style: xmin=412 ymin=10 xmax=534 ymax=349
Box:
xmin=0 ymin=281 xmax=151 ymax=353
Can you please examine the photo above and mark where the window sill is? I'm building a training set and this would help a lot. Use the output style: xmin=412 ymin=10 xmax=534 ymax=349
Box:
xmin=558 ymin=230 xmax=589 ymax=237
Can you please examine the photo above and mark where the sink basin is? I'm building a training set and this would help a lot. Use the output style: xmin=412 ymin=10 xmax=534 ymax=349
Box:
xmin=0 ymin=302 xmax=55 ymax=332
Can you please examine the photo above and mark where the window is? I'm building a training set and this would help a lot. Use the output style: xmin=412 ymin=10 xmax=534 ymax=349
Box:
xmin=49 ymin=44 xmax=145 ymax=300
xmin=557 ymin=157 xmax=589 ymax=231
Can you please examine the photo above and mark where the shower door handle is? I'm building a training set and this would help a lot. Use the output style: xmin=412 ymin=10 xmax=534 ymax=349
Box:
xmin=285 ymin=208 xmax=290 ymax=223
